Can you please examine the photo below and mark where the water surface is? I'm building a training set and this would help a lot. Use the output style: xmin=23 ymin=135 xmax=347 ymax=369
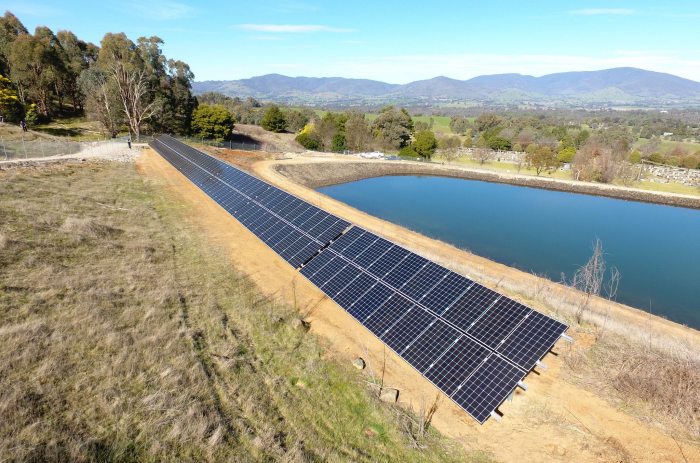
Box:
xmin=319 ymin=175 xmax=700 ymax=329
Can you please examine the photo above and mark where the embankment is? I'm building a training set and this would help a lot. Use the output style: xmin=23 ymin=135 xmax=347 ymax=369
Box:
xmin=274 ymin=158 xmax=700 ymax=209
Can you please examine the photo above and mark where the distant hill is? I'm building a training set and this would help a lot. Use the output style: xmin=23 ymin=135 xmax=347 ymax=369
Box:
xmin=193 ymin=67 xmax=700 ymax=107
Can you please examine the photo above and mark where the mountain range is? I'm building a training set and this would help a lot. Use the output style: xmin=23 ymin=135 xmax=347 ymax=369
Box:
xmin=193 ymin=67 xmax=700 ymax=107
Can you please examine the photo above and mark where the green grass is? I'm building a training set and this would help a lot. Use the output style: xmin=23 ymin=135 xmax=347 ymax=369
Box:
xmin=0 ymin=162 xmax=486 ymax=462
xmin=32 ymin=116 xmax=116 ymax=141
xmin=634 ymin=137 xmax=700 ymax=155
xmin=364 ymin=113 xmax=453 ymax=133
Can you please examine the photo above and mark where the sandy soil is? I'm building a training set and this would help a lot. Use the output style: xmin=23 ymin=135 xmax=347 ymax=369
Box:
xmin=138 ymin=148 xmax=700 ymax=463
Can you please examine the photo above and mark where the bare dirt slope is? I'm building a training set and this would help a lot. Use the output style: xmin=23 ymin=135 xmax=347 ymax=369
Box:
xmin=139 ymin=148 xmax=700 ymax=463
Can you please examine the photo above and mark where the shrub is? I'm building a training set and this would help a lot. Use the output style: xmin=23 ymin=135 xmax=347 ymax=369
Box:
xmin=260 ymin=105 xmax=287 ymax=133
xmin=295 ymin=131 xmax=321 ymax=150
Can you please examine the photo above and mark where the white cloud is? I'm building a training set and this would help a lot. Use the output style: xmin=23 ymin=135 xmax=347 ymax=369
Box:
xmin=236 ymin=24 xmax=353 ymax=33
xmin=570 ymin=8 xmax=636 ymax=16
xmin=126 ymin=1 xmax=194 ymax=21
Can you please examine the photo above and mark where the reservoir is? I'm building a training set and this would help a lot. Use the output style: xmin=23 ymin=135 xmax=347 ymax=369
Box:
xmin=318 ymin=175 xmax=700 ymax=330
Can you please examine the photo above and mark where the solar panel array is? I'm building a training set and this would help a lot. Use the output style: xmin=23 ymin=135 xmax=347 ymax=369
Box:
xmin=150 ymin=135 xmax=568 ymax=424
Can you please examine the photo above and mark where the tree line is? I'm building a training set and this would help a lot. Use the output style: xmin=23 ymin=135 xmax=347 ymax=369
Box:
xmin=0 ymin=11 xmax=195 ymax=140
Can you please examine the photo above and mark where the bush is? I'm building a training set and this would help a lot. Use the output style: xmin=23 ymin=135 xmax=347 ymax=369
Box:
xmin=557 ymin=146 xmax=576 ymax=163
xmin=295 ymin=131 xmax=321 ymax=150
xmin=24 ymin=104 xmax=39 ymax=126
xmin=260 ymin=105 xmax=287 ymax=133
xmin=628 ymin=150 xmax=641 ymax=164
xmin=648 ymin=152 xmax=664 ymax=164
xmin=398 ymin=146 xmax=418 ymax=157
xmin=412 ymin=130 xmax=438 ymax=159
xmin=191 ymin=104 xmax=234 ymax=141
xmin=681 ymin=154 xmax=699 ymax=169
xmin=331 ymin=133 xmax=347 ymax=152
xmin=488 ymin=136 xmax=511 ymax=151
xmin=0 ymin=74 xmax=23 ymax=123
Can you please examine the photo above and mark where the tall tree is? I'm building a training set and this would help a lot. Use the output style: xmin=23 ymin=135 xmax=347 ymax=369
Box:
xmin=372 ymin=106 xmax=413 ymax=150
xmin=78 ymin=67 xmax=123 ymax=137
xmin=344 ymin=112 xmax=372 ymax=152
xmin=0 ymin=12 xmax=27 ymax=75
xmin=57 ymin=30 xmax=97 ymax=110
xmin=98 ymin=33 xmax=157 ymax=140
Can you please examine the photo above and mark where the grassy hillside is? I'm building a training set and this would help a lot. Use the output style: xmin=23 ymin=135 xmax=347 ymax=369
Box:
xmin=0 ymin=162 xmax=483 ymax=462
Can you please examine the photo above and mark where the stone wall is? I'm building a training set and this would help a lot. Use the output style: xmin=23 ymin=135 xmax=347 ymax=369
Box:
xmin=641 ymin=164 xmax=700 ymax=186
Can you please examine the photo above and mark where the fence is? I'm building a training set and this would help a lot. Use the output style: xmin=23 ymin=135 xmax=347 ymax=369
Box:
xmin=0 ymin=136 xmax=83 ymax=160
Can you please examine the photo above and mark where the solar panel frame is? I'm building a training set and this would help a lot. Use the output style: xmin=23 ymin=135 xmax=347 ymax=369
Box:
xmin=451 ymin=354 xmax=526 ymax=424
xmin=150 ymin=135 xmax=569 ymax=425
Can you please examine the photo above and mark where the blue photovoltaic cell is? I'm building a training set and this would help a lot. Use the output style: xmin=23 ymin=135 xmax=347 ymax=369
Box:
xmin=381 ymin=307 xmax=436 ymax=353
xmin=322 ymin=265 xmax=362 ymax=296
xmin=347 ymin=283 xmax=394 ymax=321
xmin=330 ymin=226 xmax=365 ymax=253
xmin=299 ymin=251 xmax=336 ymax=279
xmin=467 ymin=297 xmax=531 ymax=349
xmin=442 ymin=283 xmax=501 ymax=331
xmin=364 ymin=294 xmax=413 ymax=337
xmin=451 ymin=355 xmax=524 ymax=424
xmin=497 ymin=310 xmax=567 ymax=371
xmin=308 ymin=257 xmax=346 ymax=288
xmin=354 ymin=236 xmax=393 ymax=268
xmin=424 ymin=336 xmax=490 ymax=396
xmin=400 ymin=262 xmax=450 ymax=301
xmin=150 ymin=136 xmax=568 ymax=425
xmin=402 ymin=320 xmax=462 ymax=372
xmin=366 ymin=245 xmax=409 ymax=277
xmin=420 ymin=271 xmax=473 ymax=314
xmin=338 ymin=232 xmax=376 ymax=260
xmin=383 ymin=252 xmax=428 ymax=288
xmin=333 ymin=272 xmax=376 ymax=309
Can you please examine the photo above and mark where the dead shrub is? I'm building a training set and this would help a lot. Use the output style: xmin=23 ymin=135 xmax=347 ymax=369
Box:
xmin=0 ymin=232 xmax=6 ymax=250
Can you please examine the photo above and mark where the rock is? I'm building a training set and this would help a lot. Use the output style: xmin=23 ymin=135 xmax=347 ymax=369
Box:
xmin=379 ymin=387 xmax=399 ymax=403
xmin=291 ymin=317 xmax=309 ymax=330
xmin=352 ymin=357 xmax=366 ymax=370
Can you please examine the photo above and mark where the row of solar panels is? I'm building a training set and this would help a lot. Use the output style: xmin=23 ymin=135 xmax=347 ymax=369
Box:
xmin=153 ymin=135 xmax=349 ymax=268
xmin=150 ymin=135 xmax=568 ymax=424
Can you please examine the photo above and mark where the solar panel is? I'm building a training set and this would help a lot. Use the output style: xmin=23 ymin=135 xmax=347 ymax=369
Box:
xmin=424 ymin=336 xmax=490 ymax=396
xmin=419 ymin=271 xmax=473 ymax=314
xmin=355 ymin=237 xmax=394 ymax=268
xmin=381 ymin=307 xmax=436 ymax=353
xmin=383 ymin=252 xmax=428 ymax=288
xmin=451 ymin=355 xmax=524 ymax=424
xmin=442 ymin=283 xmax=501 ymax=330
xmin=467 ymin=297 xmax=531 ymax=349
xmin=347 ymin=282 xmax=395 ymax=321
xmin=497 ymin=310 xmax=568 ymax=371
xmin=402 ymin=320 xmax=462 ymax=372
xmin=150 ymin=135 xmax=568 ymax=425
xmin=364 ymin=294 xmax=413 ymax=337
xmin=333 ymin=272 xmax=376 ymax=309
xmin=400 ymin=262 xmax=450 ymax=301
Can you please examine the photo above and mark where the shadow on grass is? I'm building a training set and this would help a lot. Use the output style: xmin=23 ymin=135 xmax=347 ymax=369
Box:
xmin=33 ymin=127 xmax=84 ymax=137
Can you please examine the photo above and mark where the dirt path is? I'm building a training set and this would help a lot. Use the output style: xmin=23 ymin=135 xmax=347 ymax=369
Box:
xmin=138 ymin=148 xmax=700 ymax=463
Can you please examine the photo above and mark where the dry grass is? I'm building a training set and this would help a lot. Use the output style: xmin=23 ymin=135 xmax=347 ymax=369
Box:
xmin=0 ymin=163 xmax=481 ymax=462
xmin=563 ymin=331 xmax=700 ymax=441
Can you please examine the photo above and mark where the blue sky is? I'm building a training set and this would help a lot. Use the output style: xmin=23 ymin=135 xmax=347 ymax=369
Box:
xmin=6 ymin=1 xmax=700 ymax=83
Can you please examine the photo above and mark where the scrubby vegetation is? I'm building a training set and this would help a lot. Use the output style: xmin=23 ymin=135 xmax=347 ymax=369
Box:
xmin=0 ymin=162 xmax=482 ymax=462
